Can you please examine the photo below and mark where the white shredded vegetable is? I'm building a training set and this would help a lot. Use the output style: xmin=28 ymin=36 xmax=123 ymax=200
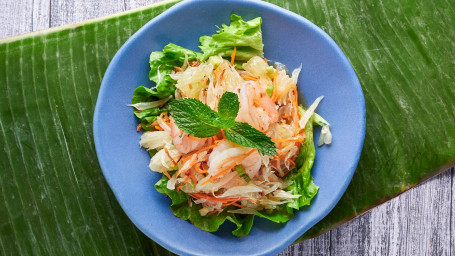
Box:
xmin=318 ymin=125 xmax=332 ymax=146
xmin=170 ymin=62 xmax=213 ymax=98
xmin=149 ymin=144 xmax=181 ymax=173
xmin=217 ymin=184 xmax=262 ymax=198
xmin=139 ymin=131 xmax=172 ymax=150
xmin=127 ymin=95 xmax=172 ymax=111
xmin=291 ymin=64 xmax=302 ymax=85
xmin=299 ymin=96 xmax=324 ymax=129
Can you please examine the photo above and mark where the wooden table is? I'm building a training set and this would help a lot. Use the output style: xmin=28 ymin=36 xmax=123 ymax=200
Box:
xmin=1 ymin=0 xmax=453 ymax=255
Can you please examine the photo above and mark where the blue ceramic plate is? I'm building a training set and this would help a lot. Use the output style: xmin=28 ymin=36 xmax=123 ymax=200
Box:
xmin=93 ymin=0 xmax=365 ymax=255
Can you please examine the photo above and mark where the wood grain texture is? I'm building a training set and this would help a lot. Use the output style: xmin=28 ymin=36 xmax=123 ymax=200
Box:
xmin=0 ymin=0 xmax=453 ymax=255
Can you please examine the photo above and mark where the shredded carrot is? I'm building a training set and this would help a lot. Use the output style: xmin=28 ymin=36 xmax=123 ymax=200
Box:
xmin=207 ymin=209 xmax=219 ymax=215
xmin=189 ymin=83 xmax=192 ymax=89
xmin=136 ymin=124 xmax=142 ymax=132
xmin=181 ymin=153 xmax=196 ymax=166
xmin=154 ymin=125 xmax=164 ymax=131
xmin=230 ymin=46 xmax=237 ymax=66
xmin=190 ymin=193 xmax=252 ymax=204
xmin=242 ymin=198 xmax=257 ymax=204
xmin=268 ymin=176 xmax=274 ymax=182
xmin=176 ymin=176 xmax=190 ymax=192
xmin=177 ymin=155 xmax=198 ymax=177
xmin=271 ymin=68 xmax=278 ymax=101
xmin=164 ymin=147 xmax=178 ymax=166
xmin=276 ymin=84 xmax=296 ymax=101
xmin=161 ymin=164 xmax=172 ymax=179
xmin=242 ymin=75 xmax=258 ymax=81
xmin=262 ymin=57 xmax=268 ymax=63
xmin=201 ymin=162 xmax=237 ymax=185
xmin=231 ymin=202 xmax=244 ymax=208
xmin=271 ymin=138 xmax=304 ymax=143
xmin=182 ymin=175 xmax=190 ymax=184
xmin=194 ymin=163 xmax=208 ymax=174
xmin=286 ymin=158 xmax=296 ymax=167
xmin=244 ymin=148 xmax=257 ymax=158
xmin=188 ymin=168 xmax=198 ymax=184
xmin=194 ymin=143 xmax=218 ymax=155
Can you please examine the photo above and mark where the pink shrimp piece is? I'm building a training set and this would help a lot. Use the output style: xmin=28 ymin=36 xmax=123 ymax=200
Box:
xmin=241 ymin=150 xmax=262 ymax=179
xmin=234 ymin=81 xmax=279 ymax=132
xmin=170 ymin=118 xmax=208 ymax=154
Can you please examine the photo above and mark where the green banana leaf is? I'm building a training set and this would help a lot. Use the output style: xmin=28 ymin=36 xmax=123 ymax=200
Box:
xmin=0 ymin=0 xmax=454 ymax=255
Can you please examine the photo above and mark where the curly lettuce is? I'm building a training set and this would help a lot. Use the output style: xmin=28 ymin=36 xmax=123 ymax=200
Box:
xmin=199 ymin=14 xmax=264 ymax=61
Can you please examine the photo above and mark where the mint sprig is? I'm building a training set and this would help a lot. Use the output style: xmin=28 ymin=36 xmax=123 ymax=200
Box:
xmin=168 ymin=98 xmax=221 ymax=137
xmin=168 ymin=92 xmax=276 ymax=155
xmin=224 ymin=122 xmax=276 ymax=156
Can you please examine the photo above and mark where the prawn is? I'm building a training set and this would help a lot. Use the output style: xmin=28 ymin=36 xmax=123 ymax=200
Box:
xmin=241 ymin=149 xmax=262 ymax=179
xmin=234 ymin=81 xmax=279 ymax=132
xmin=170 ymin=117 xmax=209 ymax=154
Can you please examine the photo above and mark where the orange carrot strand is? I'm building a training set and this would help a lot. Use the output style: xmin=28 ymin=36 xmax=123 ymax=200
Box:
xmin=188 ymin=168 xmax=198 ymax=184
xmin=230 ymin=46 xmax=237 ymax=66
xmin=242 ymin=75 xmax=258 ymax=81
xmin=194 ymin=163 xmax=208 ymax=174
xmin=164 ymin=147 xmax=177 ymax=166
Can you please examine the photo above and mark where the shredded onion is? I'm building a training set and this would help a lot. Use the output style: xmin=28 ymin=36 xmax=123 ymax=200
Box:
xmin=291 ymin=64 xmax=302 ymax=85
xmin=127 ymin=95 xmax=172 ymax=111
xmin=299 ymin=96 xmax=324 ymax=129
xmin=318 ymin=125 xmax=332 ymax=146
xmin=217 ymin=184 xmax=262 ymax=198
xmin=139 ymin=131 xmax=171 ymax=150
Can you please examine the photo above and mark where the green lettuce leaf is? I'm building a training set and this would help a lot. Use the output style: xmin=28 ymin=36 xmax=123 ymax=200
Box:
xmin=285 ymin=108 xmax=319 ymax=210
xmin=148 ymin=43 xmax=199 ymax=99
xmin=131 ymin=86 xmax=168 ymax=131
xmin=154 ymin=175 xmax=254 ymax=236
xmin=255 ymin=206 xmax=294 ymax=223
xmin=199 ymin=14 xmax=264 ymax=61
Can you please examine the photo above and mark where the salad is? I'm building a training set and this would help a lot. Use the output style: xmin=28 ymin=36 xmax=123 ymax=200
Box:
xmin=129 ymin=14 xmax=332 ymax=236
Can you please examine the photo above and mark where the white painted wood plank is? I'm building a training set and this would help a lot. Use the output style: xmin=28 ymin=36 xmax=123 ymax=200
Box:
xmin=280 ymin=231 xmax=332 ymax=256
xmin=451 ymin=167 xmax=454 ymax=256
xmin=0 ymin=0 xmax=34 ymax=38
xmin=49 ymin=0 xmax=125 ymax=27
xmin=32 ymin=0 xmax=51 ymax=32
xmin=125 ymin=0 xmax=163 ymax=10
xmin=368 ymin=169 xmax=452 ymax=256
xmin=330 ymin=212 xmax=372 ymax=255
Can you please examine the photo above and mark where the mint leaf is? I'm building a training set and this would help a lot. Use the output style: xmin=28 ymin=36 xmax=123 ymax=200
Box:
xmin=225 ymin=122 xmax=276 ymax=156
xmin=218 ymin=91 xmax=239 ymax=120
xmin=168 ymin=98 xmax=221 ymax=137
xmin=169 ymin=92 xmax=276 ymax=155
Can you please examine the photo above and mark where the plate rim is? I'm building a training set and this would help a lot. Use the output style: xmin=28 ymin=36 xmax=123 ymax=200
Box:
xmin=93 ymin=0 xmax=366 ymax=255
